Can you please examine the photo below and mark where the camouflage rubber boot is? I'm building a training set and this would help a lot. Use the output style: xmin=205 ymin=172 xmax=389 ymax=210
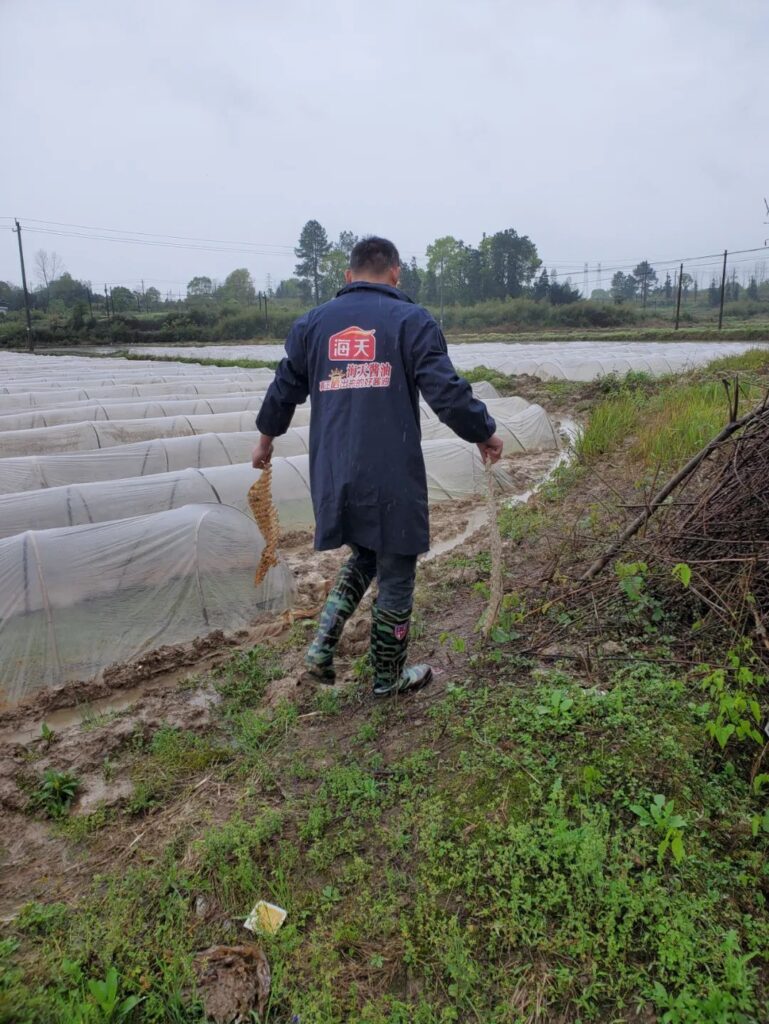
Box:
xmin=305 ymin=561 xmax=373 ymax=683
xmin=371 ymin=606 xmax=433 ymax=698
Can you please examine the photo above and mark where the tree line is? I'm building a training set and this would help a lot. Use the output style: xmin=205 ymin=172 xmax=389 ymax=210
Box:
xmin=282 ymin=220 xmax=584 ymax=307
xmin=2 ymin=223 xmax=768 ymax=349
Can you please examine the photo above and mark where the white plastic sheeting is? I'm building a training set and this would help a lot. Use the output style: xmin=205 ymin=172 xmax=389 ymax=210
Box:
xmin=0 ymin=430 xmax=311 ymax=494
xmin=0 ymin=406 xmax=556 ymax=496
xmin=470 ymin=381 xmax=500 ymax=399
xmin=0 ymin=395 xmax=538 ymax=457
xmin=0 ymin=408 xmax=311 ymax=458
xmin=0 ymin=440 xmax=523 ymax=538
xmin=0 ymin=504 xmax=294 ymax=704
xmin=447 ymin=341 xmax=769 ymax=381
xmin=0 ymin=378 xmax=275 ymax=412
xmin=421 ymin=403 xmax=559 ymax=451
xmin=0 ymin=393 xmax=269 ymax=431
xmin=125 ymin=341 xmax=769 ymax=381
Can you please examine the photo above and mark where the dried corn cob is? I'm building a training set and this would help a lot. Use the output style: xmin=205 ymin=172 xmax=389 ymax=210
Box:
xmin=247 ymin=464 xmax=280 ymax=586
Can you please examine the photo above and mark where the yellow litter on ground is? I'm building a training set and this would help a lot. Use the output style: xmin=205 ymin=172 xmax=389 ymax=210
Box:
xmin=244 ymin=900 xmax=287 ymax=935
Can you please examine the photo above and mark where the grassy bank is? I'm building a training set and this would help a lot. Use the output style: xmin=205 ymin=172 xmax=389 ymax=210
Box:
xmin=574 ymin=348 xmax=769 ymax=465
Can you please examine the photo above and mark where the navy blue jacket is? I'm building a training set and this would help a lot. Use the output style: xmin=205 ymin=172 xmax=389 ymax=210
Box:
xmin=256 ymin=281 xmax=495 ymax=555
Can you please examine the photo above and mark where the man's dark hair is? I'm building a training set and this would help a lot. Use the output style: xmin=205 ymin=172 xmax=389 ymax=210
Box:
xmin=349 ymin=236 xmax=400 ymax=275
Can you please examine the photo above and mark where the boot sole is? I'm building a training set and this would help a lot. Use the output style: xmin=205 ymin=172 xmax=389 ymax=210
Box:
xmin=373 ymin=667 xmax=433 ymax=699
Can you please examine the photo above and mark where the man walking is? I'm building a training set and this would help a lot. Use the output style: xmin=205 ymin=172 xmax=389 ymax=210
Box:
xmin=253 ymin=237 xmax=502 ymax=697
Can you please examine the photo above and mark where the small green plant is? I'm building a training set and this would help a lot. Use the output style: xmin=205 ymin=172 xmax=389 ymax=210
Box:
xmin=650 ymin=931 xmax=758 ymax=1023
xmin=29 ymin=769 xmax=80 ymax=818
xmin=351 ymin=652 xmax=372 ymax=680
xmin=535 ymin=688 xmax=575 ymax=726
xmin=87 ymin=966 xmax=141 ymax=1021
xmin=439 ymin=631 xmax=467 ymax=654
xmin=630 ymin=793 xmax=687 ymax=865
xmin=580 ymin=764 xmax=605 ymax=798
xmin=15 ymin=901 xmax=68 ymax=936
xmin=615 ymin=560 xmax=664 ymax=628
xmin=314 ymin=687 xmax=342 ymax=715
xmin=40 ymin=722 xmax=56 ymax=747
xmin=671 ymin=562 xmax=692 ymax=588
xmin=700 ymin=646 xmax=765 ymax=751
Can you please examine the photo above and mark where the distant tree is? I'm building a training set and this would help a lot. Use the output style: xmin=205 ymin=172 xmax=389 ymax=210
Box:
xmin=0 ymin=280 xmax=24 ymax=311
xmin=295 ymin=220 xmax=331 ymax=304
xmin=421 ymin=268 xmax=438 ymax=304
xmin=145 ymin=286 xmax=161 ymax=310
xmin=34 ymin=250 xmax=64 ymax=307
xmin=336 ymin=230 xmax=358 ymax=260
xmin=220 ymin=268 xmax=256 ymax=305
xmin=708 ymin=277 xmax=720 ymax=306
xmin=532 ymin=269 xmax=550 ymax=300
xmin=425 ymin=236 xmax=464 ymax=304
xmin=275 ymin=277 xmax=310 ymax=301
xmin=319 ymin=230 xmax=359 ymax=301
xmin=319 ymin=248 xmax=348 ymax=301
xmin=611 ymin=271 xmax=637 ymax=304
xmin=187 ymin=276 xmax=214 ymax=300
xmin=663 ymin=272 xmax=673 ymax=301
xmin=680 ymin=273 xmax=693 ymax=298
xmin=111 ymin=286 xmax=134 ymax=312
xmin=747 ymin=276 xmax=759 ymax=300
xmin=479 ymin=229 xmax=541 ymax=299
xmin=399 ymin=258 xmax=421 ymax=300
xmin=633 ymin=261 xmax=657 ymax=306
xmin=48 ymin=272 xmax=88 ymax=308
xmin=549 ymin=280 xmax=582 ymax=305
xmin=590 ymin=288 xmax=612 ymax=302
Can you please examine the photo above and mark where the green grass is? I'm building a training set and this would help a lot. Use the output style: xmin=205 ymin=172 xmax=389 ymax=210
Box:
xmin=575 ymin=352 xmax=769 ymax=469
xmin=122 ymin=351 xmax=279 ymax=370
xmin=3 ymin=646 xmax=768 ymax=1022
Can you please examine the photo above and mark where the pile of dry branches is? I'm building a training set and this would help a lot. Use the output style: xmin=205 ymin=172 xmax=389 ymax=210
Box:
xmin=659 ymin=401 xmax=769 ymax=648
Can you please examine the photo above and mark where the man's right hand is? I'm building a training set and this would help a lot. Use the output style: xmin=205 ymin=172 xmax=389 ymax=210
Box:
xmin=252 ymin=435 xmax=274 ymax=469
xmin=477 ymin=433 xmax=503 ymax=464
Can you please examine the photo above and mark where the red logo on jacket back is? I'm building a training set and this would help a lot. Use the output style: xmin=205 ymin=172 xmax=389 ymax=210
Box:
xmin=329 ymin=326 xmax=376 ymax=361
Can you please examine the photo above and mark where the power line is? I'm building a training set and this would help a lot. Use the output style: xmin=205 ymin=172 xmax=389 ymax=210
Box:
xmin=0 ymin=217 xmax=295 ymax=253
xmin=2 ymin=216 xmax=767 ymax=282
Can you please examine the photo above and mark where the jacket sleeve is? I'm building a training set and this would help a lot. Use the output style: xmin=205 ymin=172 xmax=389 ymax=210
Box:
xmin=410 ymin=318 xmax=496 ymax=444
xmin=255 ymin=318 xmax=310 ymax=437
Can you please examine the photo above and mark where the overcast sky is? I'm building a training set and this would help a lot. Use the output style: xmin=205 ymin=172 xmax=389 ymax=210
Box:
xmin=2 ymin=0 xmax=767 ymax=295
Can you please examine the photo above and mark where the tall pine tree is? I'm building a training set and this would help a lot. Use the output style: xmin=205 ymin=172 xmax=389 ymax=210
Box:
xmin=295 ymin=220 xmax=331 ymax=304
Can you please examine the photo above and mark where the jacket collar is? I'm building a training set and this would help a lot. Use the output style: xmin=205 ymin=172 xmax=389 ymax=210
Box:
xmin=336 ymin=281 xmax=414 ymax=304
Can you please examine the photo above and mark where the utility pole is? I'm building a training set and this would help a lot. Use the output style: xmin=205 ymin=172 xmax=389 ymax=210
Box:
xmin=104 ymin=284 xmax=111 ymax=320
xmin=718 ymin=250 xmax=728 ymax=330
xmin=674 ymin=263 xmax=684 ymax=330
xmin=12 ymin=219 xmax=34 ymax=352
xmin=596 ymin=262 xmax=602 ymax=291
xmin=85 ymin=281 xmax=93 ymax=320
xmin=439 ymin=257 xmax=445 ymax=328
xmin=583 ymin=262 xmax=589 ymax=299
